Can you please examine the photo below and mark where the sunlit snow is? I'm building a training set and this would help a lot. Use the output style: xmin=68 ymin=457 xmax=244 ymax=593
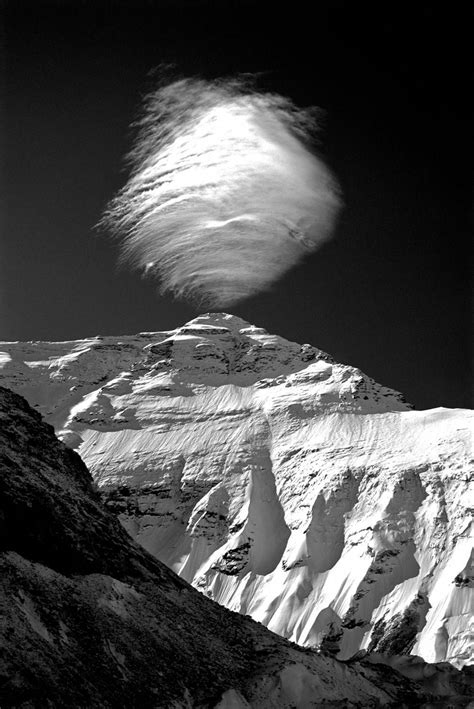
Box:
xmin=1 ymin=313 xmax=472 ymax=668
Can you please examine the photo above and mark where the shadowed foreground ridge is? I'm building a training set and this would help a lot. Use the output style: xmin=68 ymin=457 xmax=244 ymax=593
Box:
xmin=1 ymin=314 xmax=471 ymax=667
xmin=0 ymin=385 xmax=472 ymax=708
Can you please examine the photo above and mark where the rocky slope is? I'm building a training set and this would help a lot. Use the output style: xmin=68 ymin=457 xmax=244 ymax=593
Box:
xmin=1 ymin=313 xmax=472 ymax=671
xmin=4 ymin=384 xmax=466 ymax=708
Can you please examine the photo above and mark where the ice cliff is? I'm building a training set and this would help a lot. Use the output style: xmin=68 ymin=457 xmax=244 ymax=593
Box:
xmin=1 ymin=313 xmax=472 ymax=669
xmin=9 ymin=384 xmax=449 ymax=707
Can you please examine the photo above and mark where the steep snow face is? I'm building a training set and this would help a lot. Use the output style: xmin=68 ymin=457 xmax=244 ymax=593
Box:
xmin=8 ymin=385 xmax=438 ymax=708
xmin=1 ymin=313 xmax=472 ymax=669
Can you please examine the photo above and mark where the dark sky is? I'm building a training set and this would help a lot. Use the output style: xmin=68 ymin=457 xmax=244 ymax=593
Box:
xmin=1 ymin=1 xmax=472 ymax=409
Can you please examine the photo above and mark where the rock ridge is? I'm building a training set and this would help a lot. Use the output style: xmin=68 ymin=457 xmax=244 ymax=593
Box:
xmin=1 ymin=314 xmax=472 ymax=670
xmin=6 ymin=384 xmax=472 ymax=707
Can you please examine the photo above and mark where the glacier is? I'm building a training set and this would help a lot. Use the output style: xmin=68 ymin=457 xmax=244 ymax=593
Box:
xmin=1 ymin=312 xmax=472 ymax=668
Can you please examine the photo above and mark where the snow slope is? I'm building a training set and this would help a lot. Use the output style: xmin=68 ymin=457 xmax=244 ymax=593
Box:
xmin=8 ymin=384 xmax=445 ymax=708
xmin=1 ymin=313 xmax=472 ymax=668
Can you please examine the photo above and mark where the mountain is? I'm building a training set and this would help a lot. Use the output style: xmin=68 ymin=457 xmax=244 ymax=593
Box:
xmin=1 ymin=313 xmax=472 ymax=671
xmin=4 ymin=383 xmax=464 ymax=708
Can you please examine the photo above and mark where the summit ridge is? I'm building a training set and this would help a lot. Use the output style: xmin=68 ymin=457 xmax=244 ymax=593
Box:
xmin=1 ymin=314 xmax=472 ymax=669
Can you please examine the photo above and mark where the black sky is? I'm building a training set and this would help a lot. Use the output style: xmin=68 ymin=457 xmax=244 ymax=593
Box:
xmin=1 ymin=1 xmax=472 ymax=409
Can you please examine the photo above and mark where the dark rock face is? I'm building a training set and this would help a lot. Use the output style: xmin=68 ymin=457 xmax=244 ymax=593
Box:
xmin=0 ymin=385 xmax=471 ymax=708
xmin=0 ymin=386 xmax=167 ymax=581
xmin=367 ymin=596 xmax=428 ymax=656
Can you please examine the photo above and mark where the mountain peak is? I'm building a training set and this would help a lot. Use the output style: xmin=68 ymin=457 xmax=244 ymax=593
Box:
xmin=0 ymin=315 xmax=411 ymax=438
xmin=180 ymin=311 xmax=259 ymax=331
xmin=1 ymin=318 xmax=471 ymax=670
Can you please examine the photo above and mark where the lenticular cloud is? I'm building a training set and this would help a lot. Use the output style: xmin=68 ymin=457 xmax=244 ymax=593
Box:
xmin=102 ymin=76 xmax=341 ymax=307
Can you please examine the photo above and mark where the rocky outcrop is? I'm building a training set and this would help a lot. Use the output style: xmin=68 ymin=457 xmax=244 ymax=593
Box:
xmin=1 ymin=313 xmax=472 ymax=670
xmin=8 ymin=385 xmax=471 ymax=707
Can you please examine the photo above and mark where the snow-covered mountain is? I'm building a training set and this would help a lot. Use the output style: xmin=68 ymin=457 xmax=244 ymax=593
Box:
xmin=9 ymin=384 xmax=445 ymax=708
xmin=1 ymin=313 xmax=472 ymax=669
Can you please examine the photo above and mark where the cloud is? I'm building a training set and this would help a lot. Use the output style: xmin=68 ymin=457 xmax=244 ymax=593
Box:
xmin=101 ymin=75 xmax=341 ymax=307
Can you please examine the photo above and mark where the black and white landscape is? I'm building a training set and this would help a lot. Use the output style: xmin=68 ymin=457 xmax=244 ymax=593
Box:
xmin=0 ymin=380 xmax=472 ymax=707
xmin=1 ymin=315 xmax=473 ymax=706
xmin=1 ymin=1 xmax=472 ymax=706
